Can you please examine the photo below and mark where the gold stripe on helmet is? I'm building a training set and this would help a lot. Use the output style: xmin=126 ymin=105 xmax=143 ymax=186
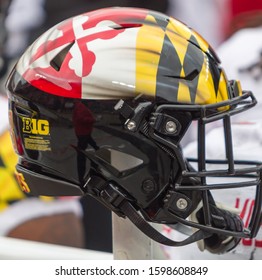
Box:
xmin=168 ymin=17 xmax=192 ymax=41
xmin=177 ymin=81 xmax=192 ymax=103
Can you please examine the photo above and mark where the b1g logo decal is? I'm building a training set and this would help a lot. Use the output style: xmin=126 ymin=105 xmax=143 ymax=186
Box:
xmin=22 ymin=118 xmax=50 ymax=135
xmin=22 ymin=118 xmax=51 ymax=151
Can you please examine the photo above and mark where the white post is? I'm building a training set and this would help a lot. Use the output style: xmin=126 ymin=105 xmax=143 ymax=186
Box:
xmin=110 ymin=150 xmax=168 ymax=260
xmin=112 ymin=213 xmax=167 ymax=260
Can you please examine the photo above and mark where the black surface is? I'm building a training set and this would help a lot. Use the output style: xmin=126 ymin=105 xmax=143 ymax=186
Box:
xmin=80 ymin=195 xmax=113 ymax=253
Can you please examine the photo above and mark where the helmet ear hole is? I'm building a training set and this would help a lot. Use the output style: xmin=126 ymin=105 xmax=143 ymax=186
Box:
xmin=95 ymin=148 xmax=144 ymax=173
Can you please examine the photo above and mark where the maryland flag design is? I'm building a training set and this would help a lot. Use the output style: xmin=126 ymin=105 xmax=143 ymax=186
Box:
xmin=16 ymin=7 xmax=233 ymax=106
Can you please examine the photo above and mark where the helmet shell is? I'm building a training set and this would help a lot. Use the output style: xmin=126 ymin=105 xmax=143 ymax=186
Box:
xmin=15 ymin=7 xmax=230 ymax=105
xmin=6 ymin=7 xmax=238 ymax=209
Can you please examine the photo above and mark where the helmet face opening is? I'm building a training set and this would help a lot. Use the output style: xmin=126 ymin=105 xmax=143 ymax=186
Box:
xmin=6 ymin=7 xmax=262 ymax=248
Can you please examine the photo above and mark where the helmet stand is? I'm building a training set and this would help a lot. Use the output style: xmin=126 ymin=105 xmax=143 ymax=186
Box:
xmin=112 ymin=213 xmax=168 ymax=260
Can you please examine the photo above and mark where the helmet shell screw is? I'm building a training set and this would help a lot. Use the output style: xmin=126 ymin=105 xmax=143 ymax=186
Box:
xmin=126 ymin=120 xmax=136 ymax=131
xmin=165 ymin=120 xmax=177 ymax=133
xmin=142 ymin=179 xmax=156 ymax=194
xmin=176 ymin=198 xmax=188 ymax=210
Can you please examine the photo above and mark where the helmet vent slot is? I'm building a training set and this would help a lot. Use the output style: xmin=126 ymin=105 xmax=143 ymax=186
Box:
xmin=50 ymin=42 xmax=74 ymax=71
xmin=112 ymin=23 xmax=142 ymax=30
xmin=164 ymin=69 xmax=199 ymax=81
xmin=14 ymin=105 xmax=36 ymax=118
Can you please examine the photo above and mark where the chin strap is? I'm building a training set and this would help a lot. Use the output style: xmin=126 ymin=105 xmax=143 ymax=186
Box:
xmin=119 ymin=199 xmax=212 ymax=247
xmin=85 ymin=176 xmax=212 ymax=247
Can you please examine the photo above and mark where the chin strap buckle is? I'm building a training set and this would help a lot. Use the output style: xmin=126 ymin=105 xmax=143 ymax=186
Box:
xmin=85 ymin=175 xmax=134 ymax=218
xmin=100 ymin=182 xmax=134 ymax=217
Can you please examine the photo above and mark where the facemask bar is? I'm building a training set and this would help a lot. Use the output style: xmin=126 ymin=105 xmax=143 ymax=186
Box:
xmin=154 ymin=89 xmax=262 ymax=238
xmin=185 ymin=112 xmax=262 ymax=238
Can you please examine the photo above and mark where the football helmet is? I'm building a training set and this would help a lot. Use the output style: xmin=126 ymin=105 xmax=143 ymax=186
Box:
xmin=6 ymin=7 xmax=262 ymax=249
